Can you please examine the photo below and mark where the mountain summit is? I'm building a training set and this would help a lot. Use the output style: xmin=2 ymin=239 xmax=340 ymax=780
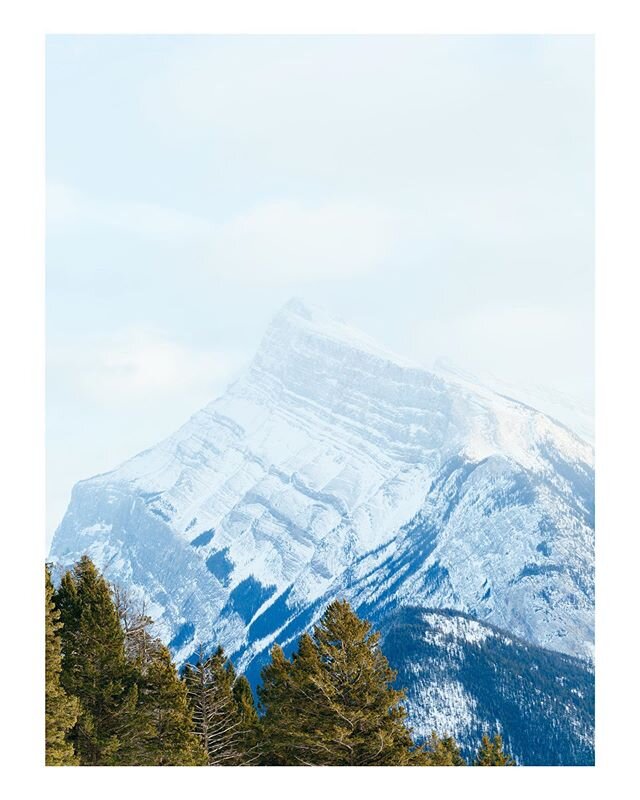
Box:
xmin=50 ymin=299 xmax=594 ymax=671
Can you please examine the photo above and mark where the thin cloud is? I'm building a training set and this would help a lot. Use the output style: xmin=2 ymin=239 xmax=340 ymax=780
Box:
xmin=47 ymin=183 xmax=393 ymax=284
xmin=408 ymin=305 xmax=594 ymax=406
xmin=49 ymin=328 xmax=244 ymax=405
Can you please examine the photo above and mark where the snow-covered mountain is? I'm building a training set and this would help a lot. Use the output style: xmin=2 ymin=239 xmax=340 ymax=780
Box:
xmin=382 ymin=607 xmax=594 ymax=765
xmin=432 ymin=358 xmax=594 ymax=445
xmin=49 ymin=297 xmax=594 ymax=683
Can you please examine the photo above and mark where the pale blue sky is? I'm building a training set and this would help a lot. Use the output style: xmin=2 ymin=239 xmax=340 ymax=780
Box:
xmin=46 ymin=35 xmax=594 ymax=539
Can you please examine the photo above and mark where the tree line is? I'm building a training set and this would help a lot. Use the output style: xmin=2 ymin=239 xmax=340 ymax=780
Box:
xmin=46 ymin=556 xmax=515 ymax=766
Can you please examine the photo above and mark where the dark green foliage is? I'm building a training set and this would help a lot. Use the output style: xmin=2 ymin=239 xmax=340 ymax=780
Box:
xmin=45 ymin=565 xmax=79 ymax=765
xmin=234 ymin=675 xmax=258 ymax=727
xmin=422 ymin=731 xmax=466 ymax=765
xmin=258 ymin=599 xmax=427 ymax=765
xmin=474 ymin=733 xmax=516 ymax=766
xmin=54 ymin=556 xmax=140 ymax=765
xmin=131 ymin=643 xmax=207 ymax=765
xmin=255 ymin=643 xmax=296 ymax=764
xmin=52 ymin=558 xmax=206 ymax=766
xmin=233 ymin=674 xmax=259 ymax=760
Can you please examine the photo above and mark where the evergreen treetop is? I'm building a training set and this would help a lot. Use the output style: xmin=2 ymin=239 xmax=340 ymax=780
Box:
xmin=54 ymin=556 xmax=140 ymax=765
xmin=258 ymin=599 xmax=427 ymax=766
xmin=133 ymin=643 xmax=206 ymax=766
xmin=423 ymin=731 xmax=466 ymax=765
xmin=474 ymin=733 xmax=516 ymax=766
xmin=45 ymin=565 xmax=79 ymax=765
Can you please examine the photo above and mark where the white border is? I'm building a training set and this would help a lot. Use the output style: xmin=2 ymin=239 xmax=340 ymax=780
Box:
xmin=1 ymin=1 xmax=638 ymax=796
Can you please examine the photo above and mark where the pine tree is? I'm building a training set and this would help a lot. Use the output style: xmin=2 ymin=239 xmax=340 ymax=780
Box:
xmin=258 ymin=600 xmax=427 ymax=765
xmin=234 ymin=675 xmax=258 ymax=728
xmin=184 ymin=646 xmax=244 ymax=765
xmin=53 ymin=556 xmax=140 ymax=765
xmin=422 ymin=731 xmax=466 ymax=765
xmin=45 ymin=565 xmax=79 ymax=765
xmin=131 ymin=641 xmax=206 ymax=766
xmin=474 ymin=733 xmax=516 ymax=766
xmin=254 ymin=643 xmax=295 ymax=764
xmin=233 ymin=674 xmax=259 ymax=762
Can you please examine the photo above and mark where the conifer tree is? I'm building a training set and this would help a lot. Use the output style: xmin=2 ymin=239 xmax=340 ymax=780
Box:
xmin=422 ymin=731 xmax=466 ymax=765
xmin=131 ymin=641 xmax=206 ymax=766
xmin=258 ymin=600 xmax=427 ymax=766
xmin=234 ymin=675 xmax=258 ymax=727
xmin=233 ymin=674 xmax=259 ymax=761
xmin=45 ymin=565 xmax=79 ymax=765
xmin=254 ymin=643 xmax=295 ymax=764
xmin=53 ymin=556 xmax=140 ymax=765
xmin=474 ymin=733 xmax=516 ymax=766
xmin=184 ymin=646 xmax=244 ymax=765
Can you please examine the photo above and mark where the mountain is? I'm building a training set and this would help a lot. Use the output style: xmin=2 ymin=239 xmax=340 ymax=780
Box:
xmin=432 ymin=358 xmax=594 ymax=445
xmin=49 ymin=298 xmax=594 ymax=760
xmin=381 ymin=607 xmax=594 ymax=765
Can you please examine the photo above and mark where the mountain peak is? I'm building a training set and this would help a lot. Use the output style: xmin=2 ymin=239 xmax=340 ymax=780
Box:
xmin=267 ymin=297 xmax=419 ymax=369
xmin=281 ymin=296 xmax=315 ymax=320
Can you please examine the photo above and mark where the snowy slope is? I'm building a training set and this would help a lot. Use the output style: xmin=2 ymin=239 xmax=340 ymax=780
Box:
xmin=49 ymin=298 xmax=594 ymax=670
xmin=381 ymin=607 xmax=594 ymax=765
xmin=432 ymin=358 xmax=594 ymax=445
